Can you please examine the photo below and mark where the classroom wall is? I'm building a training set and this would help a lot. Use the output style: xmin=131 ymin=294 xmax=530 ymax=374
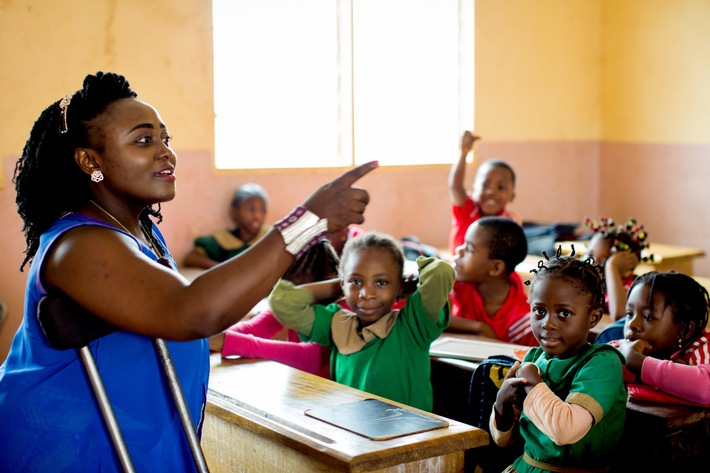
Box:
xmin=598 ymin=0 xmax=710 ymax=273
xmin=1 ymin=0 xmax=709 ymax=360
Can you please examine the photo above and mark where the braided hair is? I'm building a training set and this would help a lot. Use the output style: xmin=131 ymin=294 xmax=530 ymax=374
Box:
xmin=526 ymin=245 xmax=606 ymax=312
xmin=340 ymin=232 xmax=405 ymax=278
xmin=585 ymin=216 xmax=650 ymax=260
xmin=13 ymin=72 xmax=162 ymax=270
xmin=629 ymin=271 xmax=709 ymax=346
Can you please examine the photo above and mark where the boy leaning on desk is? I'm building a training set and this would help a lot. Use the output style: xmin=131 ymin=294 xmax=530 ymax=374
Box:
xmin=448 ymin=217 xmax=538 ymax=347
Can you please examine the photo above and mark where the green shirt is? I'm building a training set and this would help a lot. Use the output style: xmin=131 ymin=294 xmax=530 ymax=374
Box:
xmin=306 ymin=292 xmax=449 ymax=412
xmin=514 ymin=344 xmax=626 ymax=472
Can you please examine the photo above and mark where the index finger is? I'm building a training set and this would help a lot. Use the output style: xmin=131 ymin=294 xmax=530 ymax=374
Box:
xmin=334 ymin=161 xmax=379 ymax=187
xmin=505 ymin=361 xmax=521 ymax=379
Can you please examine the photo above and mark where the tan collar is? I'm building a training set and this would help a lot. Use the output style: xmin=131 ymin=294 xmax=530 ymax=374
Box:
xmin=213 ymin=227 xmax=267 ymax=250
xmin=332 ymin=309 xmax=400 ymax=355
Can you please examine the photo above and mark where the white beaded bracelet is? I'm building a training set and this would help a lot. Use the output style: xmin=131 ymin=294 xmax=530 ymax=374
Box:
xmin=274 ymin=206 xmax=329 ymax=259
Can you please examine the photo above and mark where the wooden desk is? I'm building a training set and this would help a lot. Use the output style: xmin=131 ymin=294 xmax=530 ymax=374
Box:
xmin=203 ymin=357 xmax=488 ymax=472
xmin=429 ymin=354 xmax=710 ymax=472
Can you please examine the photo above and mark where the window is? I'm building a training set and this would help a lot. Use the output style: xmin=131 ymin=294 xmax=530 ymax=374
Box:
xmin=213 ymin=0 xmax=473 ymax=169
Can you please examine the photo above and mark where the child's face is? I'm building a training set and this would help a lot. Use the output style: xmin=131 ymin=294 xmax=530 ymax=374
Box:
xmin=586 ymin=234 xmax=612 ymax=265
xmin=471 ymin=164 xmax=515 ymax=216
xmin=340 ymin=247 xmax=402 ymax=327
xmin=529 ymin=276 xmax=602 ymax=359
xmin=624 ymin=283 xmax=679 ymax=358
xmin=453 ymin=222 xmax=496 ymax=283
xmin=230 ymin=196 xmax=267 ymax=239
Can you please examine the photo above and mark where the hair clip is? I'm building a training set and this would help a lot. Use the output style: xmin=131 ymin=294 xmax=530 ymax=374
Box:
xmin=59 ymin=94 xmax=73 ymax=134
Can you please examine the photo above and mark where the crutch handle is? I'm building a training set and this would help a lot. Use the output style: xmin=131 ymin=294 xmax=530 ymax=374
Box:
xmin=38 ymin=291 xmax=117 ymax=349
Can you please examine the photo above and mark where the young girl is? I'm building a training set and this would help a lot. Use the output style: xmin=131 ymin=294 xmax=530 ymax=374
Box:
xmin=184 ymin=182 xmax=269 ymax=268
xmin=585 ymin=216 xmax=650 ymax=322
xmin=210 ymin=240 xmax=340 ymax=378
xmin=490 ymin=248 xmax=627 ymax=472
xmin=613 ymin=271 xmax=710 ymax=405
xmin=269 ymin=232 xmax=454 ymax=412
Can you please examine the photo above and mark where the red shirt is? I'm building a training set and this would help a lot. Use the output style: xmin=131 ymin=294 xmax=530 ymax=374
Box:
xmin=449 ymin=272 xmax=538 ymax=346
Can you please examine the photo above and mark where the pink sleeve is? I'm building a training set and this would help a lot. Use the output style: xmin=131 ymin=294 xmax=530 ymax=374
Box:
xmin=229 ymin=311 xmax=284 ymax=338
xmin=641 ymin=357 xmax=710 ymax=404
xmin=222 ymin=330 xmax=330 ymax=375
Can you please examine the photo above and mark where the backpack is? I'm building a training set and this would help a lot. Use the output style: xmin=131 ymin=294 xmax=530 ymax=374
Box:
xmin=465 ymin=354 xmax=523 ymax=472
xmin=467 ymin=354 xmax=518 ymax=429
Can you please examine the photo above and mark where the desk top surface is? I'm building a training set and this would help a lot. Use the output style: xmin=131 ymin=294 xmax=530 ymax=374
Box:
xmin=207 ymin=356 xmax=488 ymax=470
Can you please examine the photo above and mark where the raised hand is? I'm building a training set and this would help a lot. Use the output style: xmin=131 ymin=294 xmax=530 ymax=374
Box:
xmin=460 ymin=131 xmax=481 ymax=157
xmin=303 ymin=161 xmax=378 ymax=232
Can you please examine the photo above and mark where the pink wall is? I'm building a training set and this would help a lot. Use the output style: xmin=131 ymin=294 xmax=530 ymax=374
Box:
xmin=599 ymin=142 xmax=710 ymax=276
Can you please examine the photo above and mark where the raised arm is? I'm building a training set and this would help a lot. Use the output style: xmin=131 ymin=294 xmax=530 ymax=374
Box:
xmin=448 ymin=131 xmax=480 ymax=207
xmin=605 ymin=251 xmax=638 ymax=321
xmin=45 ymin=162 xmax=378 ymax=342
xmin=416 ymin=256 xmax=455 ymax=323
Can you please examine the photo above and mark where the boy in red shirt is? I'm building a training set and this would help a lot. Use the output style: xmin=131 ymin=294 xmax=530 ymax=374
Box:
xmin=448 ymin=216 xmax=537 ymax=346
xmin=448 ymin=131 xmax=521 ymax=255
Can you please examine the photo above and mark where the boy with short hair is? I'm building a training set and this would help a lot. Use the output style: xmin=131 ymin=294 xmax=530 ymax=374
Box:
xmin=448 ymin=216 xmax=537 ymax=346
xmin=448 ymin=131 xmax=521 ymax=255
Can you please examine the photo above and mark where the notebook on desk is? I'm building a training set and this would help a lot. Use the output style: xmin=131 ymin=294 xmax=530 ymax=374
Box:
xmin=430 ymin=336 xmax=528 ymax=362
xmin=305 ymin=398 xmax=448 ymax=441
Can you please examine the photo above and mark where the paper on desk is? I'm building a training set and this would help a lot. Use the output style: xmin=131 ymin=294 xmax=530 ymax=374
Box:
xmin=430 ymin=336 xmax=528 ymax=362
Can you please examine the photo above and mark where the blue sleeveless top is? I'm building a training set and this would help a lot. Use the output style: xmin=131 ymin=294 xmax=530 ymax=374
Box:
xmin=0 ymin=213 xmax=209 ymax=472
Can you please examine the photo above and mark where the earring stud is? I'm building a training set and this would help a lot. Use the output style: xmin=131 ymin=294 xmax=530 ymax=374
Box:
xmin=91 ymin=170 xmax=104 ymax=183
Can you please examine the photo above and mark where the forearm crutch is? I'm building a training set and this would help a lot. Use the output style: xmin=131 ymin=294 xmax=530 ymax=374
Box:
xmin=38 ymin=292 xmax=210 ymax=473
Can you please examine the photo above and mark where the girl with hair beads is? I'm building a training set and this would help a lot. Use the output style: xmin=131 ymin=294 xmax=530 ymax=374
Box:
xmin=613 ymin=271 xmax=710 ymax=405
xmin=269 ymin=232 xmax=454 ymax=412
xmin=585 ymin=216 xmax=650 ymax=322
xmin=490 ymin=248 xmax=627 ymax=473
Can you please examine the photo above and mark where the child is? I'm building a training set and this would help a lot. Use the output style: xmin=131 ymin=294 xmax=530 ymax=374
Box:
xmin=269 ymin=232 xmax=454 ymax=412
xmin=184 ymin=183 xmax=269 ymax=268
xmin=448 ymin=131 xmax=521 ymax=255
xmin=448 ymin=216 xmax=537 ymax=346
xmin=585 ymin=217 xmax=650 ymax=343
xmin=490 ymin=248 xmax=627 ymax=472
xmin=613 ymin=271 xmax=710 ymax=405
xmin=209 ymin=240 xmax=340 ymax=378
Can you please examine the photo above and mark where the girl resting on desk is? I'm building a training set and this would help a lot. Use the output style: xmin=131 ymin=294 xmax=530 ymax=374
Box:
xmin=490 ymin=248 xmax=627 ymax=473
xmin=269 ymin=232 xmax=454 ymax=412
xmin=612 ymin=271 xmax=710 ymax=405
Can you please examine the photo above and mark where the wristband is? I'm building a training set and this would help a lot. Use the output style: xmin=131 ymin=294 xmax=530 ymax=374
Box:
xmin=274 ymin=206 xmax=329 ymax=259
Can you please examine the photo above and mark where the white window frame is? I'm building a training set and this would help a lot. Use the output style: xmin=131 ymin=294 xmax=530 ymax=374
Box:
xmin=213 ymin=0 xmax=474 ymax=170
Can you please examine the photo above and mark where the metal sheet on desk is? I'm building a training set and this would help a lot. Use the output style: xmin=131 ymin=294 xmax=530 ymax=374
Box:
xmin=430 ymin=336 xmax=528 ymax=362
